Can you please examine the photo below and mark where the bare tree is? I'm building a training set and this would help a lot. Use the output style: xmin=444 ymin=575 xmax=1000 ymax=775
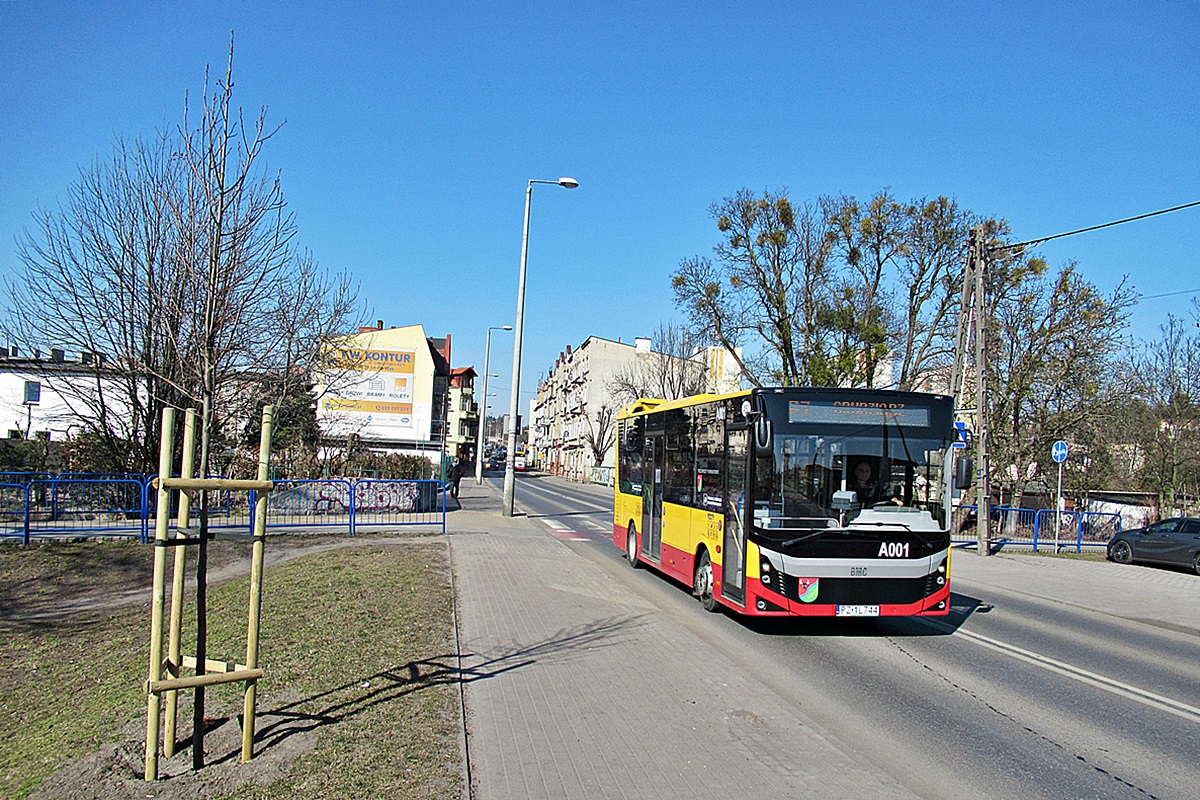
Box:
xmin=892 ymin=196 xmax=972 ymax=390
xmin=985 ymin=249 xmax=1135 ymax=505
xmin=5 ymin=132 xmax=191 ymax=470
xmin=1130 ymin=311 xmax=1200 ymax=512
xmin=2 ymin=38 xmax=363 ymax=473
xmin=826 ymin=191 xmax=906 ymax=387
xmin=673 ymin=190 xmax=839 ymax=387
xmin=675 ymin=188 xmax=971 ymax=389
xmin=672 ymin=189 xmax=840 ymax=386
xmin=607 ymin=322 xmax=708 ymax=405
xmin=581 ymin=405 xmax=617 ymax=467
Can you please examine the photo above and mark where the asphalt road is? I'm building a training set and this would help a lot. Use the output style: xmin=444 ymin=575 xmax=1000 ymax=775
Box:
xmin=497 ymin=471 xmax=1200 ymax=799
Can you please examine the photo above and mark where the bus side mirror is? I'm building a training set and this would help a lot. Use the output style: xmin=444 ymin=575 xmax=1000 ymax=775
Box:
xmin=753 ymin=417 xmax=773 ymax=457
xmin=954 ymin=456 xmax=974 ymax=490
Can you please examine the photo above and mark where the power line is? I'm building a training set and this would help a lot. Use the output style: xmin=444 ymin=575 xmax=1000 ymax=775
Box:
xmin=989 ymin=199 xmax=1200 ymax=253
xmin=1136 ymin=287 xmax=1200 ymax=301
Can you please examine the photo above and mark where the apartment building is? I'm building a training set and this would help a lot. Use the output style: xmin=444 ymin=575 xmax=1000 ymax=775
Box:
xmin=447 ymin=366 xmax=479 ymax=462
xmin=0 ymin=347 xmax=122 ymax=443
xmin=530 ymin=336 xmax=742 ymax=480
xmin=315 ymin=322 xmax=475 ymax=462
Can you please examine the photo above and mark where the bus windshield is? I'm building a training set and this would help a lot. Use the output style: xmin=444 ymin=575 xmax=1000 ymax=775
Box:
xmin=752 ymin=396 xmax=954 ymax=533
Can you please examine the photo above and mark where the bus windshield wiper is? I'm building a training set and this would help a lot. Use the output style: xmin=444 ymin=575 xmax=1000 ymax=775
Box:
xmin=781 ymin=530 xmax=828 ymax=547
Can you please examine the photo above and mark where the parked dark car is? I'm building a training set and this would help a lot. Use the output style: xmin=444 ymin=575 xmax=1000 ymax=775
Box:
xmin=1107 ymin=517 xmax=1200 ymax=574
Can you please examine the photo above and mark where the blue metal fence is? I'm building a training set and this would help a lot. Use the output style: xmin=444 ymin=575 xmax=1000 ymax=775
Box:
xmin=953 ymin=505 xmax=1121 ymax=551
xmin=0 ymin=473 xmax=446 ymax=544
xmin=29 ymin=478 xmax=148 ymax=543
xmin=350 ymin=479 xmax=445 ymax=535
xmin=262 ymin=479 xmax=355 ymax=531
xmin=0 ymin=482 xmax=27 ymax=541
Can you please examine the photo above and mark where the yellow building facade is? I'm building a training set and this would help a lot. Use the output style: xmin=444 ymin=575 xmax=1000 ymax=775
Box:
xmin=316 ymin=323 xmax=449 ymax=454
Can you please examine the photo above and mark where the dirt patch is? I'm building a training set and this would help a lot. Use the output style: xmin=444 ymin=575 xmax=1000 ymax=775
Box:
xmin=29 ymin=692 xmax=317 ymax=800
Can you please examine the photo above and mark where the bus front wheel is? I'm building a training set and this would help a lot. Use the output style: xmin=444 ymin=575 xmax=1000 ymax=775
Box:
xmin=625 ymin=524 xmax=639 ymax=568
xmin=695 ymin=551 xmax=720 ymax=612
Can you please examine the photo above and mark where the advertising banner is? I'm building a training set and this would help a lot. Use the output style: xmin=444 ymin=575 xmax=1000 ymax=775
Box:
xmin=321 ymin=347 xmax=429 ymax=439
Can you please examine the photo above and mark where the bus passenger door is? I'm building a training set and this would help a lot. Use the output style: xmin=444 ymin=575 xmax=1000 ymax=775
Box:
xmin=642 ymin=434 xmax=663 ymax=562
xmin=722 ymin=427 xmax=748 ymax=606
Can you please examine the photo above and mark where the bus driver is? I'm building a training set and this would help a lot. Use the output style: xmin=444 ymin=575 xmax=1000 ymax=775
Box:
xmin=851 ymin=459 xmax=880 ymax=505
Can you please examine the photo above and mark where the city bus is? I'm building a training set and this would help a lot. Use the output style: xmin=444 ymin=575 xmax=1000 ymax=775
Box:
xmin=613 ymin=386 xmax=972 ymax=617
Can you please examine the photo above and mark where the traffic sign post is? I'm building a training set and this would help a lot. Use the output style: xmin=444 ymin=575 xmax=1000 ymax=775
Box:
xmin=1052 ymin=441 xmax=1068 ymax=551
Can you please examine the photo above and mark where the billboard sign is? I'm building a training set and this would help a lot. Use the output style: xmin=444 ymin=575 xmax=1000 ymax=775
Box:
xmin=321 ymin=347 xmax=429 ymax=438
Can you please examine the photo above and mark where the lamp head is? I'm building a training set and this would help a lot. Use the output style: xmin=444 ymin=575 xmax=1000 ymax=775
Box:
xmin=557 ymin=177 xmax=579 ymax=189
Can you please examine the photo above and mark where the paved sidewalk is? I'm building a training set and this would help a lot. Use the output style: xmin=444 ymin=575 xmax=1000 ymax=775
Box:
xmin=448 ymin=479 xmax=922 ymax=800
xmin=949 ymin=546 xmax=1200 ymax=637
xmin=446 ymin=478 xmax=1200 ymax=799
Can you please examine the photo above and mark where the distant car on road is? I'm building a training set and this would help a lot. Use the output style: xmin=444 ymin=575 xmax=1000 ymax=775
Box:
xmin=514 ymin=455 xmax=526 ymax=471
xmin=1107 ymin=517 xmax=1200 ymax=575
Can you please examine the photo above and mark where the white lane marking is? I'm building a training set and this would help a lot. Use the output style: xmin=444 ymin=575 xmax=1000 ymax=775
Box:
xmin=951 ymin=626 xmax=1200 ymax=725
xmin=517 ymin=481 xmax=611 ymax=512
xmin=543 ymin=520 xmax=570 ymax=532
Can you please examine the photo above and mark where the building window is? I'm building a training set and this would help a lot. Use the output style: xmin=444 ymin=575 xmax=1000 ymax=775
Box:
xmin=23 ymin=381 xmax=41 ymax=405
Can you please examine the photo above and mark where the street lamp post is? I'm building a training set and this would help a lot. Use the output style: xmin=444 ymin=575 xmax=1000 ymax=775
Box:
xmin=503 ymin=176 xmax=578 ymax=516
xmin=475 ymin=325 xmax=512 ymax=485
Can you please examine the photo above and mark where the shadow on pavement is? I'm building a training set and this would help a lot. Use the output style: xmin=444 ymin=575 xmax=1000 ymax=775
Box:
xmin=210 ymin=613 xmax=649 ymax=763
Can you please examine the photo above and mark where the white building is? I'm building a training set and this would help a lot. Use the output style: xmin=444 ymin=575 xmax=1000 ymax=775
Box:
xmin=530 ymin=336 xmax=742 ymax=481
xmin=0 ymin=347 xmax=128 ymax=442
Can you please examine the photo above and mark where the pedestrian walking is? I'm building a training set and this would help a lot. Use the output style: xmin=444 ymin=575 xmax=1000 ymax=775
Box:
xmin=448 ymin=458 xmax=463 ymax=498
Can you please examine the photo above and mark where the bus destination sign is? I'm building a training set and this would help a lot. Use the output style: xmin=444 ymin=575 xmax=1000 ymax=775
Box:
xmin=788 ymin=400 xmax=931 ymax=426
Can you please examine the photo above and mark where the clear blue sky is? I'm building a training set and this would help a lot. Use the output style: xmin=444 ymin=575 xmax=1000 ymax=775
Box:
xmin=2 ymin=2 xmax=1198 ymax=417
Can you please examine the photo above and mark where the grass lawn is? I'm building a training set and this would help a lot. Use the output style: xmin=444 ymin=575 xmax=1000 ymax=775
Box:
xmin=0 ymin=536 xmax=462 ymax=799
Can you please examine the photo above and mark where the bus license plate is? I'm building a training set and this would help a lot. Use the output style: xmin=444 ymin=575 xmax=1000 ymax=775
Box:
xmin=836 ymin=605 xmax=879 ymax=617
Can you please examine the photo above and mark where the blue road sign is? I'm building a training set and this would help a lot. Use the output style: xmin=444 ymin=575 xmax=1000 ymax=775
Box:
xmin=1052 ymin=440 xmax=1069 ymax=463
xmin=953 ymin=420 xmax=968 ymax=448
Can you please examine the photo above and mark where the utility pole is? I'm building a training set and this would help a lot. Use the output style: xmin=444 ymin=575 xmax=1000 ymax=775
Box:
xmin=950 ymin=226 xmax=992 ymax=555
xmin=971 ymin=226 xmax=991 ymax=555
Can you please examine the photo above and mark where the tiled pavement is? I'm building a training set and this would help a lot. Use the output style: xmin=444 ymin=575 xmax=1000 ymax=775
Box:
xmin=447 ymin=478 xmax=1200 ymax=799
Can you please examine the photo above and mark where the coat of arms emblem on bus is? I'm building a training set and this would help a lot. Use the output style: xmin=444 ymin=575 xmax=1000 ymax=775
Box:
xmin=796 ymin=578 xmax=819 ymax=603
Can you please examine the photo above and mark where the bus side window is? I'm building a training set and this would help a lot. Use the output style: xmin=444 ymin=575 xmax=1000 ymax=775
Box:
xmin=663 ymin=408 xmax=694 ymax=506
xmin=695 ymin=407 xmax=724 ymax=510
xmin=620 ymin=417 xmax=644 ymax=494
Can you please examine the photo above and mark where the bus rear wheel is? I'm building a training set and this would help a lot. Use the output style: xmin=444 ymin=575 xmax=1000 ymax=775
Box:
xmin=625 ymin=524 xmax=639 ymax=568
xmin=695 ymin=551 xmax=720 ymax=612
